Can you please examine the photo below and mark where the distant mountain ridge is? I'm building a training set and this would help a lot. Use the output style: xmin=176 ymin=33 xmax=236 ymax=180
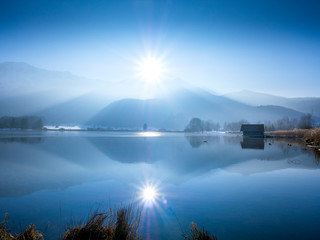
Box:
xmin=89 ymin=88 xmax=305 ymax=130
xmin=224 ymin=90 xmax=320 ymax=117
xmin=0 ymin=62 xmax=313 ymax=129
xmin=0 ymin=62 xmax=95 ymax=98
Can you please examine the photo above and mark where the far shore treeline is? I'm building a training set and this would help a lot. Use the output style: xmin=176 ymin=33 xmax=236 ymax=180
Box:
xmin=0 ymin=116 xmax=43 ymax=130
xmin=0 ymin=113 xmax=317 ymax=132
xmin=184 ymin=113 xmax=316 ymax=133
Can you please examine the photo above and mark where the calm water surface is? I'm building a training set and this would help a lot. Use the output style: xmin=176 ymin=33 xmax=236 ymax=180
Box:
xmin=0 ymin=131 xmax=320 ymax=240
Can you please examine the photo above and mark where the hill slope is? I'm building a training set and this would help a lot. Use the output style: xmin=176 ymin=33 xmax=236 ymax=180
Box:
xmin=225 ymin=90 xmax=320 ymax=117
xmin=90 ymin=88 xmax=305 ymax=130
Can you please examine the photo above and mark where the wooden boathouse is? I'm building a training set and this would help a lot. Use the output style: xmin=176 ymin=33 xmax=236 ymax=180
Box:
xmin=240 ymin=124 xmax=265 ymax=137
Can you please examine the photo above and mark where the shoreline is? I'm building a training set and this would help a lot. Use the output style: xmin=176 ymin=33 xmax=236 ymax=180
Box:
xmin=0 ymin=128 xmax=185 ymax=133
xmin=265 ymin=128 xmax=320 ymax=150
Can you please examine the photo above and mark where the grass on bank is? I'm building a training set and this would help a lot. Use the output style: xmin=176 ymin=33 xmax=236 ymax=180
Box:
xmin=266 ymin=127 xmax=320 ymax=146
xmin=1 ymin=207 xmax=218 ymax=240
xmin=183 ymin=223 xmax=218 ymax=240
xmin=0 ymin=213 xmax=43 ymax=240
xmin=63 ymin=206 xmax=141 ymax=240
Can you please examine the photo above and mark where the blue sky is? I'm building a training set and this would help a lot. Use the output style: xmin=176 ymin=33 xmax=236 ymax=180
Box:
xmin=1 ymin=0 xmax=320 ymax=97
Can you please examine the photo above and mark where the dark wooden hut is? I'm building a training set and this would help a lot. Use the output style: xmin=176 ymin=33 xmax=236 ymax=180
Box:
xmin=240 ymin=124 xmax=264 ymax=137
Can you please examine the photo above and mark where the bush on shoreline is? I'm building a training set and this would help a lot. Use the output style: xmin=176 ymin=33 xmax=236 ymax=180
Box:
xmin=304 ymin=127 xmax=320 ymax=146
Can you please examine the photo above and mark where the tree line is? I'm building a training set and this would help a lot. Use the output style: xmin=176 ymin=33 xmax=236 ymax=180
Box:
xmin=185 ymin=118 xmax=249 ymax=132
xmin=185 ymin=114 xmax=316 ymax=132
xmin=0 ymin=116 xmax=43 ymax=130
xmin=264 ymin=114 xmax=314 ymax=131
xmin=184 ymin=118 xmax=220 ymax=132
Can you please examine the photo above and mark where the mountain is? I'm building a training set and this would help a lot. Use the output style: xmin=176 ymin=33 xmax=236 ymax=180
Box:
xmin=88 ymin=98 xmax=178 ymax=130
xmin=36 ymin=93 xmax=110 ymax=125
xmin=90 ymin=88 xmax=305 ymax=130
xmin=0 ymin=62 xmax=96 ymax=98
xmin=0 ymin=62 xmax=113 ymax=123
xmin=224 ymin=90 xmax=320 ymax=117
xmin=0 ymin=62 xmax=310 ymax=128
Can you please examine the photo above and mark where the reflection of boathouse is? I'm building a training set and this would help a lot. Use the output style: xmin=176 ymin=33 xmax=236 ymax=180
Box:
xmin=240 ymin=124 xmax=264 ymax=137
xmin=241 ymin=137 xmax=264 ymax=149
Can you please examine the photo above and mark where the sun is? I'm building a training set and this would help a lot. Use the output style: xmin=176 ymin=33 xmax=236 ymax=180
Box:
xmin=143 ymin=186 xmax=157 ymax=201
xmin=138 ymin=57 xmax=164 ymax=83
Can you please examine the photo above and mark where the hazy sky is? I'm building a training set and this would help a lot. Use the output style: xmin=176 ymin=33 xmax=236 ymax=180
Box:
xmin=1 ymin=0 xmax=320 ymax=97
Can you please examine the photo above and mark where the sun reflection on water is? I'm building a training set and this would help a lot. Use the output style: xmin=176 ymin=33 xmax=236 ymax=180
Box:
xmin=136 ymin=181 xmax=170 ymax=212
xmin=137 ymin=183 xmax=162 ymax=208
xmin=143 ymin=186 xmax=157 ymax=202
xmin=138 ymin=132 xmax=162 ymax=137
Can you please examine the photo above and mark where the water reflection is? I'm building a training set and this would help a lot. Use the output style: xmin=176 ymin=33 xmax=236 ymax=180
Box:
xmin=241 ymin=137 xmax=264 ymax=150
xmin=312 ymin=149 xmax=320 ymax=165
xmin=0 ymin=137 xmax=43 ymax=144
xmin=0 ymin=132 xmax=319 ymax=199
xmin=185 ymin=135 xmax=220 ymax=148
xmin=138 ymin=184 xmax=160 ymax=208
xmin=138 ymin=132 xmax=162 ymax=137
xmin=89 ymin=136 xmax=164 ymax=163
xmin=1 ymin=132 xmax=320 ymax=240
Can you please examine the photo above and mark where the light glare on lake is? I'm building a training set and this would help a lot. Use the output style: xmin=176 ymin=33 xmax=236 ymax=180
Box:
xmin=138 ymin=131 xmax=162 ymax=137
xmin=143 ymin=186 xmax=156 ymax=201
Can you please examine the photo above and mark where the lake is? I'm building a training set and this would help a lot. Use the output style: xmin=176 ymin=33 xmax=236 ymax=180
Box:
xmin=0 ymin=131 xmax=320 ymax=240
